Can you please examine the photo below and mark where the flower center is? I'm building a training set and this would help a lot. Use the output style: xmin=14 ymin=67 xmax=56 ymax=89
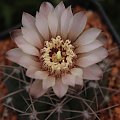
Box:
xmin=41 ymin=36 xmax=76 ymax=76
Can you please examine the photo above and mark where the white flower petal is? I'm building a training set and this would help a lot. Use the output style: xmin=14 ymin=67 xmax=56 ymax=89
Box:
xmin=22 ymin=12 xmax=35 ymax=29
xmin=26 ymin=67 xmax=49 ymax=80
xmin=42 ymin=76 xmax=55 ymax=90
xmin=68 ymin=12 xmax=87 ymax=41
xmin=76 ymin=47 xmax=108 ymax=68
xmin=74 ymin=28 xmax=101 ymax=46
xmin=75 ymin=40 xmax=103 ymax=54
xmin=62 ymin=74 xmax=76 ymax=86
xmin=48 ymin=11 xmax=58 ymax=37
xmin=22 ymin=27 xmax=43 ymax=49
xmin=75 ymin=77 xmax=83 ymax=85
xmin=36 ymin=12 xmax=49 ymax=41
xmin=55 ymin=1 xmax=65 ymax=35
xmin=18 ymin=44 xmax=39 ymax=56
xmin=6 ymin=48 xmax=39 ymax=68
xmin=61 ymin=6 xmax=73 ymax=40
xmin=6 ymin=48 xmax=24 ymax=64
xmin=71 ymin=68 xmax=83 ymax=77
xmin=11 ymin=30 xmax=39 ymax=56
xmin=19 ymin=56 xmax=39 ymax=68
xmin=52 ymin=78 xmax=68 ymax=98
xmin=29 ymin=80 xmax=47 ymax=98
xmin=26 ymin=66 xmax=40 ymax=79
xmin=34 ymin=71 xmax=49 ymax=80
xmin=71 ymin=68 xmax=83 ymax=85
xmin=55 ymin=1 xmax=65 ymax=18
xmin=83 ymin=64 xmax=103 ymax=80
xmin=39 ymin=2 xmax=54 ymax=18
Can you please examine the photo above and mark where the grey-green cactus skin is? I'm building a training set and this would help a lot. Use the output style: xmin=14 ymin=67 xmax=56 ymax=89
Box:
xmin=2 ymin=63 xmax=115 ymax=120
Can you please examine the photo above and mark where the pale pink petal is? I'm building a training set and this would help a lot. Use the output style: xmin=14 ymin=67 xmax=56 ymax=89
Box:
xmin=6 ymin=48 xmax=24 ymax=64
xmin=74 ymin=28 xmax=101 ymax=46
xmin=75 ymin=40 xmax=103 ymax=54
xmin=11 ymin=30 xmax=39 ymax=56
xmin=19 ymin=56 xmax=40 ymax=68
xmin=34 ymin=71 xmax=49 ymax=80
xmin=48 ymin=11 xmax=58 ymax=37
xmin=6 ymin=48 xmax=23 ymax=56
xmin=26 ymin=66 xmax=40 ymax=79
xmin=18 ymin=44 xmax=39 ymax=56
xmin=6 ymin=48 xmax=39 ymax=68
xmin=62 ymin=74 xmax=76 ymax=86
xmin=39 ymin=2 xmax=54 ymax=18
xmin=22 ymin=27 xmax=43 ymax=49
xmin=83 ymin=64 xmax=103 ymax=80
xmin=71 ymin=68 xmax=83 ymax=85
xmin=35 ymin=12 xmax=49 ymax=41
xmin=26 ymin=67 xmax=49 ymax=80
xmin=22 ymin=12 xmax=44 ymax=43
xmin=42 ymin=76 xmax=55 ymax=90
xmin=22 ymin=12 xmax=35 ymax=29
xmin=75 ymin=77 xmax=83 ymax=85
xmin=55 ymin=1 xmax=65 ymax=35
xmin=61 ymin=6 xmax=73 ymax=40
xmin=55 ymin=1 xmax=65 ymax=18
xmin=68 ymin=12 xmax=87 ymax=41
xmin=52 ymin=78 xmax=68 ymax=98
xmin=71 ymin=68 xmax=83 ymax=77
xmin=76 ymin=47 xmax=108 ymax=68
xmin=29 ymin=80 xmax=47 ymax=98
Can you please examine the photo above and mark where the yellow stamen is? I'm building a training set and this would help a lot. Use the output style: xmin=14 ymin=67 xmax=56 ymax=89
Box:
xmin=41 ymin=36 xmax=76 ymax=76
xmin=56 ymin=51 xmax=62 ymax=60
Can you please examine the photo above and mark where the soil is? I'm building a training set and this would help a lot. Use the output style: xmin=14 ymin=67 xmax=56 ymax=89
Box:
xmin=0 ymin=5 xmax=120 ymax=120
xmin=0 ymin=39 xmax=17 ymax=119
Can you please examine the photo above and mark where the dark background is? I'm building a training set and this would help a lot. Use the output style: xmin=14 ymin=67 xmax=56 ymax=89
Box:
xmin=0 ymin=0 xmax=119 ymax=35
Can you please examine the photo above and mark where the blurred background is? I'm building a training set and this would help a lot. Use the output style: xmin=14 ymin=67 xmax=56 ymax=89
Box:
xmin=0 ymin=0 xmax=120 ymax=37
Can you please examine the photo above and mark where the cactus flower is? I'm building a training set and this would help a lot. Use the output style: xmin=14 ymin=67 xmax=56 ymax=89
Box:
xmin=6 ymin=2 xmax=108 ymax=98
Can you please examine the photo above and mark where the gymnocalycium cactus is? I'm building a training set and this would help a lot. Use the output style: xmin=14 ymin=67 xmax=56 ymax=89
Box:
xmin=1 ymin=1 xmax=118 ymax=120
